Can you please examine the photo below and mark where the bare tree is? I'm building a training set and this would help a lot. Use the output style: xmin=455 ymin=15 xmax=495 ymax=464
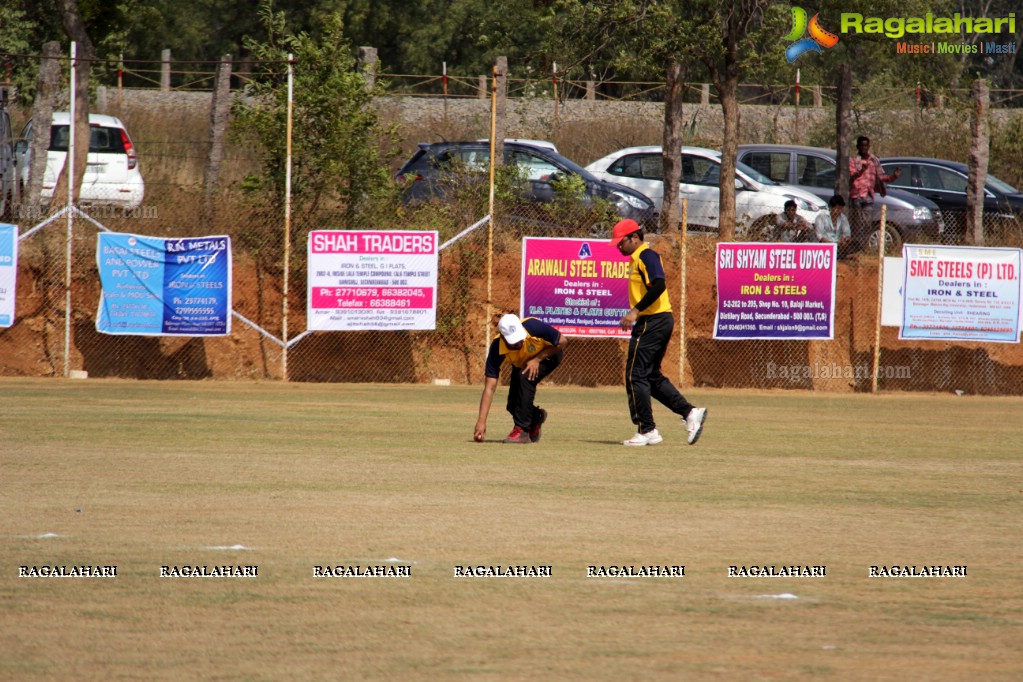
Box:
xmin=835 ymin=64 xmax=853 ymax=200
xmin=24 ymin=41 xmax=61 ymax=220
xmin=202 ymin=54 xmax=233 ymax=222
xmin=49 ymin=0 xmax=94 ymax=209
xmin=661 ymin=62 xmax=685 ymax=233
xmin=965 ymin=79 xmax=990 ymax=245
xmin=702 ymin=0 xmax=771 ymax=241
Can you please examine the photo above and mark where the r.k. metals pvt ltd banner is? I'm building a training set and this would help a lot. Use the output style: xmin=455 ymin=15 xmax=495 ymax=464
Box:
xmin=96 ymin=233 xmax=232 ymax=336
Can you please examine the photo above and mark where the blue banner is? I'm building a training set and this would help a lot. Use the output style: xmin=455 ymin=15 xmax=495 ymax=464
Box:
xmin=0 ymin=223 xmax=17 ymax=328
xmin=96 ymin=233 xmax=232 ymax=336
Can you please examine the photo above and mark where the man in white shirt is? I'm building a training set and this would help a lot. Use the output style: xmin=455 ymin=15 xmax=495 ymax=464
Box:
xmin=814 ymin=194 xmax=854 ymax=258
xmin=774 ymin=199 xmax=815 ymax=242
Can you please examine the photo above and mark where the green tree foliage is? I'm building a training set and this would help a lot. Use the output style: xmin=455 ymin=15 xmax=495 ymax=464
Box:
xmin=232 ymin=0 xmax=398 ymax=226
xmin=341 ymin=0 xmax=551 ymax=78
xmin=0 ymin=0 xmax=130 ymax=101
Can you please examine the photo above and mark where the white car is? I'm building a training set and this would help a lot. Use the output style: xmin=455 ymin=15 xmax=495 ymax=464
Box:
xmin=15 ymin=112 xmax=144 ymax=209
xmin=585 ymin=145 xmax=826 ymax=236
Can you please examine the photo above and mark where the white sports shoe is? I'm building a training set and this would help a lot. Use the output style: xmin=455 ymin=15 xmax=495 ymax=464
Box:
xmin=685 ymin=408 xmax=707 ymax=445
xmin=623 ymin=429 xmax=663 ymax=446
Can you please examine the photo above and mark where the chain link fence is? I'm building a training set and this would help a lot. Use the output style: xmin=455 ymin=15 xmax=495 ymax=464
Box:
xmin=4 ymin=191 xmax=1023 ymax=395
xmin=2 ymin=87 xmax=1023 ymax=394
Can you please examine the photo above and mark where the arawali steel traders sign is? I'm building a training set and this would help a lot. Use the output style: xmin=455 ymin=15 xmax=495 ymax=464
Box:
xmin=521 ymin=237 xmax=631 ymax=338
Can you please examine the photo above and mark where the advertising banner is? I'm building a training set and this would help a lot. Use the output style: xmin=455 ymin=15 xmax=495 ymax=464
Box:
xmin=714 ymin=242 xmax=837 ymax=340
xmin=96 ymin=233 xmax=232 ymax=336
xmin=0 ymin=223 xmax=17 ymax=328
xmin=900 ymin=245 xmax=1021 ymax=342
xmin=307 ymin=230 xmax=438 ymax=331
xmin=521 ymin=237 xmax=631 ymax=338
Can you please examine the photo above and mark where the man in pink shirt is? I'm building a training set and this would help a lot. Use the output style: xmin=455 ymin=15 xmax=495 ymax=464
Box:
xmin=848 ymin=135 xmax=900 ymax=252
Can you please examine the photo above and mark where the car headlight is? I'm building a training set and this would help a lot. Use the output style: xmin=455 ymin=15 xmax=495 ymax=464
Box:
xmin=614 ymin=192 xmax=649 ymax=210
xmin=783 ymin=194 xmax=817 ymax=212
xmin=912 ymin=206 xmax=933 ymax=220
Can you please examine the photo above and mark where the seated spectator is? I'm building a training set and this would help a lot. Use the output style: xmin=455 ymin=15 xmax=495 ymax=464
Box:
xmin=774 ymin=199 xmax=814 ymax=241
xmin=814 ymin=194 xmax=855 ymax=258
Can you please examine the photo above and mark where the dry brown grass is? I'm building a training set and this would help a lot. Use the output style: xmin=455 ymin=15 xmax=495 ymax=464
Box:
xmin=2 ymin=378 xmax=1021 ymax=680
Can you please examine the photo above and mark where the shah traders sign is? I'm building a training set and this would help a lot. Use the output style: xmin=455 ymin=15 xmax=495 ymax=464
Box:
xmin=96 ymin=233 xmax=232 ymax=336
xmin=307 ymin=230 xmax=439 ymax=331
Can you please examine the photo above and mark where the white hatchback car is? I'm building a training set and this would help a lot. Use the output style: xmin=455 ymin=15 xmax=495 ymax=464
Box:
xmin=585 ymin=145 xmax=826 ymax=235
xmin=16 ymin=112 xmax=144 ymax=209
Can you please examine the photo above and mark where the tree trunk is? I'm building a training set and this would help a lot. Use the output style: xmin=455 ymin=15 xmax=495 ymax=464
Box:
xmin=51 ymin=0 xmax=95 ymax=209
xmin=202 ymin=55 xmax=233 ymax=222
xmin=492 ymin=56 xmax=508 ymax=166
xmin=661 ymin=62 xmax=684 ymax=234
xmin=24 ymin=42 xmax=61 ymax=220
xmin=835 ymin=64 xmax=853 ymax=200
xmin=717 ymin=76 xmax=739 ymax=241
xmin=965 ymin=78 xmax=990 ymax=246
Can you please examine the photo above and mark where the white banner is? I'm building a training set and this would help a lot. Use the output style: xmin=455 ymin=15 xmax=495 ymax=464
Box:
xmin=900 ymin=244 xmax=1022 ymax=342
xmin=307 ymin=230 xmax=438 ymax=331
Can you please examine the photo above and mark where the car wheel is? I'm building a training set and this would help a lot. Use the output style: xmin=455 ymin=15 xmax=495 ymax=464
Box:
xmin=866 ymin=222 xmax=903 ymax=255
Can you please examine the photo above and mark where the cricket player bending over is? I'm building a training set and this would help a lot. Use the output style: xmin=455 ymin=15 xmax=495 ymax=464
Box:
xmin=474 ymin=313 xmax=568 ymax=444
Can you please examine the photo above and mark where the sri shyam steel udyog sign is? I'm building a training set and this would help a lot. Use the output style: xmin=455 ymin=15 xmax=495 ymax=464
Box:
xmin=96 ymin=232 xmax=232 ymax=336
xmin=307 ymin=230 xmax=438 ymax=331
xmin=0 ymin=223 xmax=17 ymax=328
xmin=714 ymin=243 xmax=837 ymax=340
xmin=521 ymin=237 xmax=631 ymax=338
xmin=900 ymin=245 xmax=1022 ymax=343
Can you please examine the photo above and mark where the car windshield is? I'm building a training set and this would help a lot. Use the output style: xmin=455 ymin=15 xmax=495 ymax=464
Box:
xmin=50 ymin=125 xmax=126 ymax=153
xmin=986 ymin=173 xmax=1020 ymax=195
xmin=736 ymin=159 xmax=775 ymax=185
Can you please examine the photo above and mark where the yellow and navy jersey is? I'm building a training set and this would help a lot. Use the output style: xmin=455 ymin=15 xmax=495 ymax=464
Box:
xmin=484 ymin=317 xmax=562 ymax=378
xmin=628 ymin=243 xmax=672 ymax=316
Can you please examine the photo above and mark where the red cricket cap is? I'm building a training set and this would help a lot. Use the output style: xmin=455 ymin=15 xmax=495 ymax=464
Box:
xmin=609 ymin=218 xmax=640 ymax=246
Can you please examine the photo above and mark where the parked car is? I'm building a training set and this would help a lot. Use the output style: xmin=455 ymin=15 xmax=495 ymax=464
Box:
xmin=878 ymin=156 xmax=1023 ymax=236
xmin=0 ymin=105 xmax=15 ymax=219
xmin=738 ymin=144 xmax=945 ymax=252
xmin=396 ymin=140 xmax=657 ymax=231
xmin=15 ymin=112 xmax=144 ymax=210
xmin=584 ymin=145 xmax=827 ymax=237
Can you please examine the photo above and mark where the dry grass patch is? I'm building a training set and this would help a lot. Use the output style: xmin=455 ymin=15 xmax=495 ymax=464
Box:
xmin=1 ymin=379 xmax=1021 ymax=680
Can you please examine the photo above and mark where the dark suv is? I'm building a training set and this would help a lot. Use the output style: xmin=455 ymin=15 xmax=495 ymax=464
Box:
xmin=396 ymin=140 xmax=656 ymax=231
xmin=738 ymin=144 xmax=946 ymax=252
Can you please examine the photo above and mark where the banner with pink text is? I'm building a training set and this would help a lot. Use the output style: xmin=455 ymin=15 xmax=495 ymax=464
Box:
xmin=521 ymin=237 xmax=631 ymax=338
xmin=714 ymin=242 xmax=837 ymax=340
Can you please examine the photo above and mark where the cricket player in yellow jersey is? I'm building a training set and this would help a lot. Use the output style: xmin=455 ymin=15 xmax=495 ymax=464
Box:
xmin=611 ymin=219 xmax=707 ymax=446
xmin=474 ymin=313 xmax=568 ymax=444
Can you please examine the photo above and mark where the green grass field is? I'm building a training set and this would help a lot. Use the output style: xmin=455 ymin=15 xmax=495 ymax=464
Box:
xmin=2 ymin=377 xmax=1021 ymax=681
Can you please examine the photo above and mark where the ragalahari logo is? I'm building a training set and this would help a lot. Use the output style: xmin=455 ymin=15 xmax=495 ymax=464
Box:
xmin=784 ymin=7 xmax=840 ymax=62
